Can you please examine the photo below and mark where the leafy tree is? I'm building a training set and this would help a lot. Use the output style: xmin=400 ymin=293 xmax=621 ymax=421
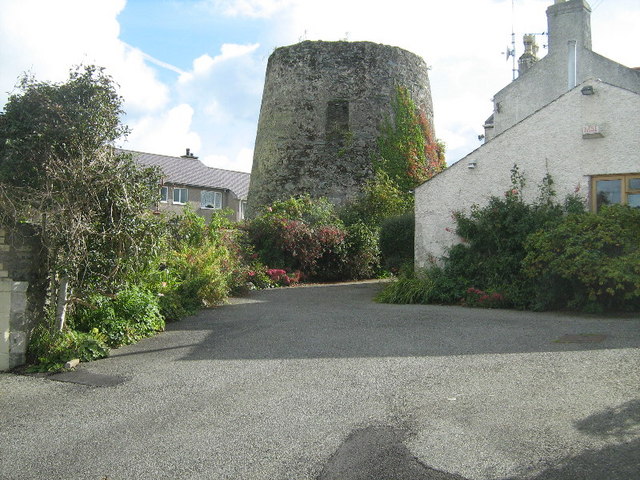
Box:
xmin=0 ymin=65 xmax=128 ymax=190
xmin=0 ymin=65 xmax=163 ymax=330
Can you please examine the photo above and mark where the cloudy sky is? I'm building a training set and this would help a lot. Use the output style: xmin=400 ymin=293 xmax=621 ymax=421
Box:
xmin=1 ymin=0 xmax=638 ymax=172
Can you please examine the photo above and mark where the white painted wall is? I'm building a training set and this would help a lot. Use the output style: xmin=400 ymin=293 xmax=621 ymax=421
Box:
xmin=415 ymin=80 xmax=640 ymax=266
xmin=486 ymin=0 xmax=640 ymax=142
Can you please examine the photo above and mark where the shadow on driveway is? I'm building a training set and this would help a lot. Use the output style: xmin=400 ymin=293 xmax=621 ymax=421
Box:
xmin=156 ymin=282 xmax=640 ymax=362
xmin=506 ymin=399 xmax=640 ymax=480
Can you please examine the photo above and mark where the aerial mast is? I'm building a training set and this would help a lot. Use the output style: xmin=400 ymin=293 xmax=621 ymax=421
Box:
xmin=503 ymin=0 xmax=517 ymax=80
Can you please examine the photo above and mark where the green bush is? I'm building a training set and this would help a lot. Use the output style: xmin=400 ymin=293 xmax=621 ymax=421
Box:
xmin=339 ymin=171 xmax=412 ymax=228
xmin=434 ymin=169 xmax=579 ymax=309
xmin=379 ymin=213 xmax=414 ymax=271
xmin=524 ymin=205 xmax=640 ymax=311
xmin=339 ymin=221 xmax=381 ymax=280
xmin=27 ymin=324 xmax=110 ymax=371
xmin=375 ymin=168 xmax=635 ymax=311
xmin=151 ymin=207 xmax=239 ymax=319
xmin=376 ymin=265 xmax=466 ymax=305
xmin=71 ymin=285 xmax=164 ymax=347
xmin=248 ymin=196 xmax=379 ymax=281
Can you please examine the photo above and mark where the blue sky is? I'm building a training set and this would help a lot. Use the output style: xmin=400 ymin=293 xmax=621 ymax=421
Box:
xmin=1 ymin=0 xmax=639 ymax=173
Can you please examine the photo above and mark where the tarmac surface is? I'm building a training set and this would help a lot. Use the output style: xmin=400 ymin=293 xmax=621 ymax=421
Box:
xmin=1 ymin=281 xmax=639 ymax=479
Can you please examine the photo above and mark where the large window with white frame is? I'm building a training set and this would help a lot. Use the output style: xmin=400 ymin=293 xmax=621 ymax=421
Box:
xmin=239 ymin=200 xmax=247 ymax=220
xmin=592 ymin=174 xmax=640 ymax=211
xmin=173 ymin=187 xmax=188 ymax=205
xmin=201 ymin=190 xmax=222 ymax=209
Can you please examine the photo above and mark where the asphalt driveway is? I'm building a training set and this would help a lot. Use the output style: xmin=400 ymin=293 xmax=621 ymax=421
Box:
xmin=1 ymin=281 xmax=639 ymax=479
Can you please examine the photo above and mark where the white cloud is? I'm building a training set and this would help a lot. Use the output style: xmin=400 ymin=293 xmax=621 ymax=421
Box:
xmin=3 ymin=0 xmax=637 ymax=175
xmin=0 ymin=0 xmax=169 ymax=115
xmin=210 ymin=0 xmax=293 ymax=18
xmin=236 ymin=147 xmax=255 ymax=172
xmin=124 ymin=104 xmax=201 ymax=156
xmin=179 ymin=43 xmax=260 ymax=83
xmin=202 ymin=148 xmax=253 ymax=172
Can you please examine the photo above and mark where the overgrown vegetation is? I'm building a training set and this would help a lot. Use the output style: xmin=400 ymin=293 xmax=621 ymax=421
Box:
xmin=377 ymin=166 xmax=640 ymax=313
xmin=247 ymin=196 xmax=379 ymax=282
xmin=0 ymin=66 xmax=173 ymax=370
xmin=340 ymin=85 xmax=445 ymax=269
xmin=1 ymin=71 xmax=448 ymax=370
xmin=379 ymin=213 xmax=414 ymax=272
xmin=375 ymin=85 xmax=446 ymax=195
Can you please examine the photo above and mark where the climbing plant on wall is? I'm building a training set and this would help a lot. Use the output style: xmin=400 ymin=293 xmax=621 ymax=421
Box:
xmin=375 ymin=85 xmax=446 ymax=195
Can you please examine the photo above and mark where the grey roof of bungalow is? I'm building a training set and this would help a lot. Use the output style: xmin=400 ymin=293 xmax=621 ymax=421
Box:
xmin=124 ymin=149 xmax=251 ymax=200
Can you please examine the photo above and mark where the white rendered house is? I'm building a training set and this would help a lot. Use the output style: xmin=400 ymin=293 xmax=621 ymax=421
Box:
xmin=415 ymin=0 xmax=640 ymax=266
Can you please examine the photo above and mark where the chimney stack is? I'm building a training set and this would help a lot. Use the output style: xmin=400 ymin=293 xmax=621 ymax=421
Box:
xmin=181 ymin=148 xmax=198 ymax=160
xmin=546 ymin=0 xmax=592 ymax=54
xmin=518 ymin=34 xmax=539 ymax=76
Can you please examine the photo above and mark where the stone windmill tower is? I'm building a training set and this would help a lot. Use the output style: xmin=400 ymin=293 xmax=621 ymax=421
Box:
xmin=247 ymin=40 xmax=433 ymax=215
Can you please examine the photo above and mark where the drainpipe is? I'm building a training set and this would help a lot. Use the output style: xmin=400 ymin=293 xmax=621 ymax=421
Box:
xmin=567 ymin=40 xmax=577 ymax=90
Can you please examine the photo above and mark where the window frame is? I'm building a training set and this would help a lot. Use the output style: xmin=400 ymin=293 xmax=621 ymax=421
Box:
xmin=200 ymin=190 xmax=223 ymax=210
xmin=173 ymin=187 xmax=188 ymax=205
xmin=591 ymin=173 xmax=640 ymax=211
xmin=160 ymin=186 xmax=168 ymax=203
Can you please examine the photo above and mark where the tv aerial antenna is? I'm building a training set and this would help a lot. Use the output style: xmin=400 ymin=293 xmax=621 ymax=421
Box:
xmin=502 ymin=0 xmax=517 ymax=80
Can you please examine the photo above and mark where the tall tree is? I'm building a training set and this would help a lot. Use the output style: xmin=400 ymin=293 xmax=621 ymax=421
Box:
xmin=0 ymin=65 xmax=163 ymax=329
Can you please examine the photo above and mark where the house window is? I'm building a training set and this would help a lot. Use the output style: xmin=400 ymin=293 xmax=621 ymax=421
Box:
xmin=201 ymin=190 xmax=222 ymax=209
xmin=239 ymin=200 xmax=247 ymax=220
xmin=592 ymin=174 xmax=640 ymax=211
xmin=173 ymin=188 xmax=188 ymax=205
xmin=160 ymin=186 xmax=168 ymax=203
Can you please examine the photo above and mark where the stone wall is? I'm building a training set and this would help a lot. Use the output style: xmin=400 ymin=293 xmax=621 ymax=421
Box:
xmin=0 ymin=225 xmax=43 ymax=371
xmin=248 ymin=40 xmax=433 ymax=214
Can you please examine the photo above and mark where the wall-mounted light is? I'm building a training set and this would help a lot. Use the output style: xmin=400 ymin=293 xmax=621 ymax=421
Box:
xmin=468 ymin=160 xmax=477 ymax=169
xmin=581 ymin=85 xmax=595 ymax=95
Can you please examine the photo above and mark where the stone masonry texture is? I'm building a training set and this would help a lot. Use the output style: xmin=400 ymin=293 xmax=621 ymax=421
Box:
xmin=248 ymin=40 xmax=433 ymax=215
xmin=0 ymin=224 xmax=44 ymax=370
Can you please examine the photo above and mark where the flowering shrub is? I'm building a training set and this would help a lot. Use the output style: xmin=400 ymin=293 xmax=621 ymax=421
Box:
xmin=462 ymin=287 xmax=505 ymax=309
xmin=266 ymin=268 xmax=301 ymax=286
xmin=248 ymin=196 xmax=378 ymax=281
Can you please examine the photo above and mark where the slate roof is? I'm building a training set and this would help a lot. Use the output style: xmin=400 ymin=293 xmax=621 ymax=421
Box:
xmin=124 ymin=150 xmax=251 ymax=200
